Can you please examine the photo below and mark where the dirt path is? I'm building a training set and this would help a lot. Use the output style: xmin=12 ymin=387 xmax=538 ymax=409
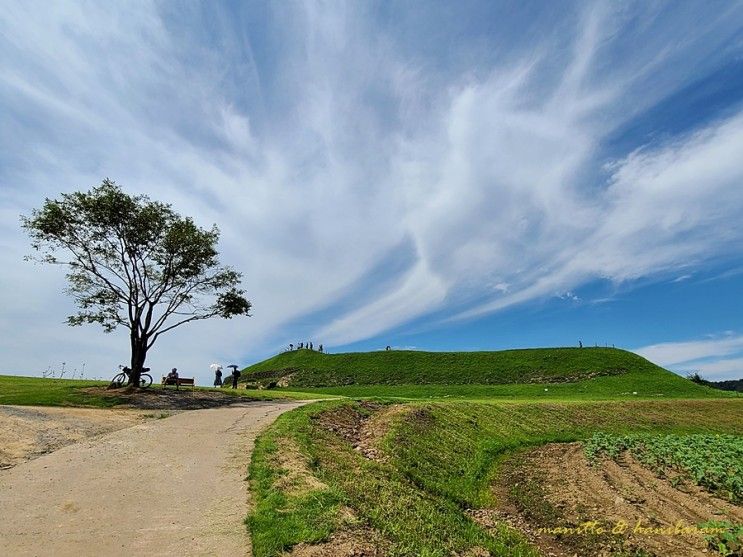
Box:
xmin=0 ymin=400 xmax=307 ymax=556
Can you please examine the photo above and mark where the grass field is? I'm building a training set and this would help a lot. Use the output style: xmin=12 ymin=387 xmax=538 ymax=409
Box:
xmin=0 ymin=374 xmax=322 ymax=407
xmin=247 ymin=398 xmax=743 ymax=556
xmin=0 ymin=375 xmax=124 ymax=407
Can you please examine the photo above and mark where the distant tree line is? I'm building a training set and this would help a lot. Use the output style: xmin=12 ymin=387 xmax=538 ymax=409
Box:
xmin=687 ymin=372 xmax=743 ymax=392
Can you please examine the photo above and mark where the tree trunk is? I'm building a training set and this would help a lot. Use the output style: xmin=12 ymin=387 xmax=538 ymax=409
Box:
xmin=129 ymin=336 xmax=148 ymax=388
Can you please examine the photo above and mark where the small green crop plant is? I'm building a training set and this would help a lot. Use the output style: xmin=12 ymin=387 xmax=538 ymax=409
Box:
xmin=698 ymin=520 xmax=742 ymax=556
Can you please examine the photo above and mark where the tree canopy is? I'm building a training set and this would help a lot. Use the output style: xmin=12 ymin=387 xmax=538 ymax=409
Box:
xmin=22 ymin=179 xmax=251 ymax=384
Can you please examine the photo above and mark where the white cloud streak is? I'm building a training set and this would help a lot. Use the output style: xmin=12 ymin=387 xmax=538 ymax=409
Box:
xmin=1 ymin=2 xmax=743 ymax=381
xmin=635 ymin=335 xmax=743 ymax=368
xmin=634 ymin=334 xmax=743 ymax=381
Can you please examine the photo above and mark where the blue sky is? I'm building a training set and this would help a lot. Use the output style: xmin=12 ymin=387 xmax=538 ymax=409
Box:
xmin=2 ymin=1 xmax=743 ymax=384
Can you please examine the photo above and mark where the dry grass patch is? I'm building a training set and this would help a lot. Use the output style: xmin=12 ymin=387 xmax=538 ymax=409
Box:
xmin=286 ymin=526 xmax=390 ymax=556
xmin=273 ymin=438 xmax=328 ymax=497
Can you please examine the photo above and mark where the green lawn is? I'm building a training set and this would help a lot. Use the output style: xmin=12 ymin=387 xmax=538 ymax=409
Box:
xmin=0 ymin=374 xmax=124 ymax=407
xmin=248 ymin=398 xmax=743 ymax=556
xmin=0 ymin=374 xmax=324 ymax=407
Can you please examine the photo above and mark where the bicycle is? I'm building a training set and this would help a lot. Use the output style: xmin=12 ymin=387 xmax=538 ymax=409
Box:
xmin=110 ymin=365 xmax=153 ymax=388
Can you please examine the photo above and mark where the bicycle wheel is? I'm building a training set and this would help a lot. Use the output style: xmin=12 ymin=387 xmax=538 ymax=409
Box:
xmin=139 ymin=374 xmax=153 ymax=388
xmin=110 ymin=372 xmax=127 ymax=388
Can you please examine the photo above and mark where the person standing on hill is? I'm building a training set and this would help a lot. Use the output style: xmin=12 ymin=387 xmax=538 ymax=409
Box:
xmin=231 ymin=368 xmax=240 ymax=388
xmin=213 ymin=366 xmax=223 ymax=387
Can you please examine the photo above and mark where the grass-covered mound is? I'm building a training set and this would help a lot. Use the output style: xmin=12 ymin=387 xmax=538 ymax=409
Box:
xmin=243 ymin=347 xmax=702 ymax=390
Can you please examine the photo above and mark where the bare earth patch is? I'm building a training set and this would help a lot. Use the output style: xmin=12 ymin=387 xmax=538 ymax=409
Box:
xmin=356 ymin=404 xmax=411 ymax=462
xmin=491 ymin=442 xmax=743 ymax=557
xmin=314 ymin=402 xmax=411 ymax=462
xmin=88 ymin=385 xmax=258 ymax=409
xmin=287 ymin=527 xmax=390 ymax=557
xmin=0 ymin=405 xmax=153 ymax=469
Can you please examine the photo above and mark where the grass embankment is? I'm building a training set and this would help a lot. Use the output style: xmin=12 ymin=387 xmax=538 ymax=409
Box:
xmin=0 ymin=374 xmax=322 ymax=408
xmin=248 ymin=398 xmax=743 ymax=556
xmin=243 ymin=347 xmax=726 ymax=400
xmin=285 ymin=369 xmax=727 ymax=400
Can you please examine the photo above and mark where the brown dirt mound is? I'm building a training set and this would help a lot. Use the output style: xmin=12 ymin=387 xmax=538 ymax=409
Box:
xmin=492 ymin=442 xmax=743 ymax=557
xmin=86 ymin=386 xmax=255 ymax=409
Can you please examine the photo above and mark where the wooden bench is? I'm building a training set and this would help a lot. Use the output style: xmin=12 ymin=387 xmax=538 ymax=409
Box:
xmin=161 ymin=376 xmax=195 ymax=390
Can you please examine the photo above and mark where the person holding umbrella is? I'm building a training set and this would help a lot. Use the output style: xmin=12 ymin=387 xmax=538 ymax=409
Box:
xmin=210 ymin=363 xmax=223 ymax=387
xmin=227 ymin=364 xmax=240 ymax=388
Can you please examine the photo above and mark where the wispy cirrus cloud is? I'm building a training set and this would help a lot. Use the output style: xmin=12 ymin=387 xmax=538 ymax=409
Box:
xmin=635 ymin=334 xmax=743 ymax=367
xmin=634 ymin=333 xmax=743 ymax=380
xmin=1 ymin=1 xmax=743 ymax=381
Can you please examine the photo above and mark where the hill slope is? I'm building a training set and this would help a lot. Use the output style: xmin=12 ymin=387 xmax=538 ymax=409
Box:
xmin=242 ymin=347 xmax=702 ymax=391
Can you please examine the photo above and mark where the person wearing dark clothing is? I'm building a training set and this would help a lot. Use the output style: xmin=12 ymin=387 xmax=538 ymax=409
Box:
xmin=162 ymin=367 xmax=179 ymax=386
xmin=289 ymin=343 xmax=294 ymax=351
xmin=214 ymin=367 xmax=223 ymax=387
xmin=309 ymin=342 xmax=313 ymax=350
xmin=232 ymin=369 xmax=241 ymax=389
xmin=319 ymin=344 xmax=323 ymax=353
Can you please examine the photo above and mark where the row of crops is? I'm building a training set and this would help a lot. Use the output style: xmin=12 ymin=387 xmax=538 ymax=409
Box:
xmin=583 ymin=432 xmax=743 ymax=503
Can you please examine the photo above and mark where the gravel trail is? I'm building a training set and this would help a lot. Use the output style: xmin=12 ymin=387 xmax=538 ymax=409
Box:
xmin=0 ymin=401 xmax=306 ymax=556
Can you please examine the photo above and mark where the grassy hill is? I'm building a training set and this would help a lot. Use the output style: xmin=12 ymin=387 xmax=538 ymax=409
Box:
xmin=242 ymin=346 xmax=708 ymax=392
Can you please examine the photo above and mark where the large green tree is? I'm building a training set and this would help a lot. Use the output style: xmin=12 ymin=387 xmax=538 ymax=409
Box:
xmin=22 ymin=179 xmax=251 ymax=386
